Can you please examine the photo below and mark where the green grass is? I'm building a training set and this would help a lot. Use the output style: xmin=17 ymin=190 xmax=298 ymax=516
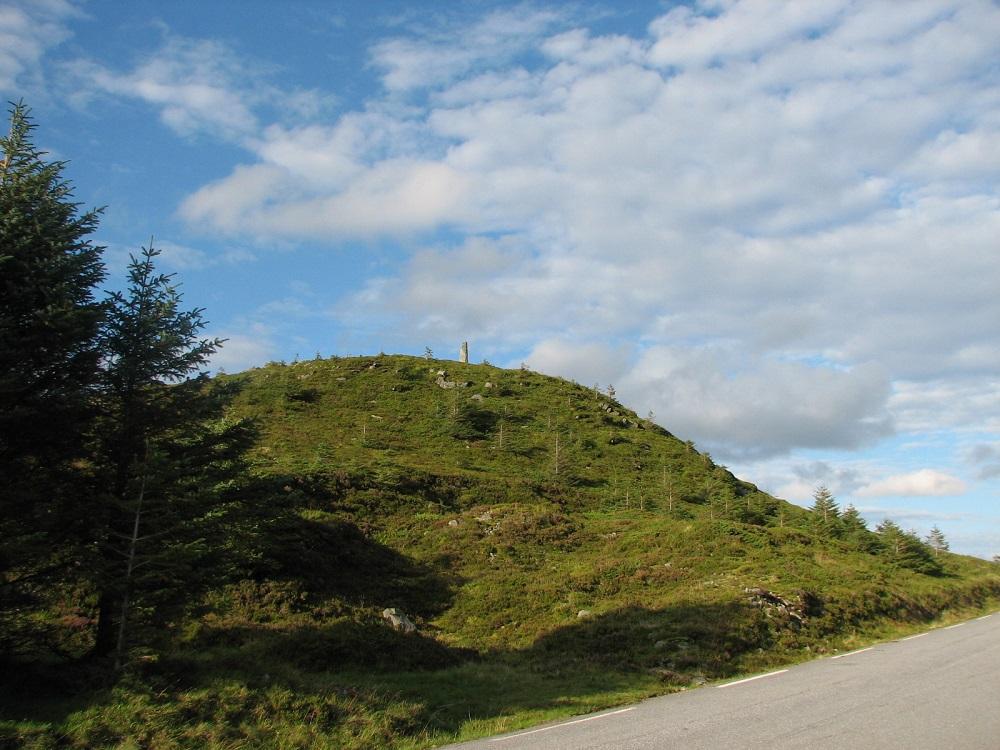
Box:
xmin=4 ymin=355 xmax=999 ymax=749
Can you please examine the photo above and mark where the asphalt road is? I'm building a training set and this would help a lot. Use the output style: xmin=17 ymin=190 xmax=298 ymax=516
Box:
xmin=441 ymin=613 xmax=1000 ymax=750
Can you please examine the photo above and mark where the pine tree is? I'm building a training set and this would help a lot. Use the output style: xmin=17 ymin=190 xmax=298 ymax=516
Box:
xmin=0 ymin=103 xmax=106 ymax=653
xmin=925 ymin=526 xmax=949 ymax=556
xmin=841 ymin=504 xmax=866 ymax=532
xmin=840 ymin=504 xmax=878 ymax=552
xmin=89 ymin=243 xmax=249 ymax=665
xmin=876 ymin=519 xmax=942 ymax=575
xmin=810 ymin=485 xmax=841 ymax=536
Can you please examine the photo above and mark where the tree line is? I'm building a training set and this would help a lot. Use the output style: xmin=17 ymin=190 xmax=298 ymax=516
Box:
xmin=1 ymin=103 xmax=260 ymax=671
xmin=809 ymin=485 xmax=947 ymax=575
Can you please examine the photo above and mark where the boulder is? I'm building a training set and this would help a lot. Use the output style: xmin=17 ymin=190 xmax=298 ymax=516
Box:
xmin=382 ymin=607 xmax=417 ymax=633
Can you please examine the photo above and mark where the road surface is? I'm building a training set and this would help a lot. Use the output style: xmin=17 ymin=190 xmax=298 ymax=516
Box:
xmin=442 ymin=613 xmax=1000 ymax=749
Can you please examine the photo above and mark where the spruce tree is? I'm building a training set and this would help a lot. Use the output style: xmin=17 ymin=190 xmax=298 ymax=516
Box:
xmin=89 ymin=244 xmax=250 ymax=665
xmin=0 ymin=103 xmax=105 ymax=653
xmin=876 ymin=520 xmax=942 ymax=575
xmin=925 ymin=526 xmax=949 ymax=556
xmin=810 ymin=485 xmax=840 ymax=536
xmin=841 ymin=504 xmax=878 ymax=552
xmin=841 ymin=504 xmax=867 ymax=533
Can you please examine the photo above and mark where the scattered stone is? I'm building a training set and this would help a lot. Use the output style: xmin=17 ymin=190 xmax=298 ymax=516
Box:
xmin=475 ymin=511 xmax=493 ymax=522
xmin=577 ymin=609 xmax=593 ymax=619
xmin=381 ymin=607 xmax=417 ymax=633
xmin=484 ymin=382 xmax=494 ymax=389
xmin=470 ymin=394 xmax=484 ymax=402
xmin=448 ymin=519 xmax=461 ymax=527
xmin=745 ymin=587 xmax=806 ymax=623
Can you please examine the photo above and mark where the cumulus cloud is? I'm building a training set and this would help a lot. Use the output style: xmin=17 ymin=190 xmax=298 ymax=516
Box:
xmin=209 ymin=330 xmax=278 ymax=374
xmin=370 ymin=5 xmax=566 ymax=91
xmin=857 ymin=469 xmax=968 ymax=498
xmin=107 ymin=0 xmax=999 ymax=462
xmin=619 ymin=349 xmax=894 ymax=460
xmin=521 ymin=339 xmax=633 ymax=391
xmin=65 ymin=34 xmax=326 ymax=142
xmin=0 ymin=0 xmax=77 ymax=92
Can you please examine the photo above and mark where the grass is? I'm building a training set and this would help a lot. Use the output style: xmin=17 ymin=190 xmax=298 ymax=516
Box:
xmin=3 ymin=354 xmax=999 ymax=749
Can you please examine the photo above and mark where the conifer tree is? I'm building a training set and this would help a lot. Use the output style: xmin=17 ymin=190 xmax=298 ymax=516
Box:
xmin=840 ymin=504 xmax=878 ymax=552
xmin=0 ymin=103 xmax=105 ymax=652
xmin=89 ymin=244 xmax=250 ymax=664
xmin=810 ymin=485 xmax=841 ymax=536
xmin=841 ymin=504 xmax=866 ymax=532
xmin=876 ymin=519 xmax=942 ymax=575
xmin=925 ymin=526 xmax=949 ymax=556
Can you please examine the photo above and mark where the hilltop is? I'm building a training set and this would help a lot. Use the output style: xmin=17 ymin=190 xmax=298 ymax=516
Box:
xmin=5 ymin=354 xmax=999 ymax=749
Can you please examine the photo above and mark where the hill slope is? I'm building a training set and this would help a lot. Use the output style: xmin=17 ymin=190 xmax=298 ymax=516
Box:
xmin=6 ymin=354 xmax=999 ymax=749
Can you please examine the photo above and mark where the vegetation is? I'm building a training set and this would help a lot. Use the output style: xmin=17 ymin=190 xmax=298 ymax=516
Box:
xmin=1 ymin=102 xmax=106 ymax=655
xmin=2 ymin=104 xmax=999 ymax=749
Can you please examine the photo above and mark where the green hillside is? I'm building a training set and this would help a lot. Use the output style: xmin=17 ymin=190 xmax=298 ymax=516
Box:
xmin=5 ymin=354 xmax=1000 ymax=750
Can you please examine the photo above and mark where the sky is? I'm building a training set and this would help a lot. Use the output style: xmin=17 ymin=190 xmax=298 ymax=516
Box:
xmin=3 ymin=0 xmax=998 ymax=558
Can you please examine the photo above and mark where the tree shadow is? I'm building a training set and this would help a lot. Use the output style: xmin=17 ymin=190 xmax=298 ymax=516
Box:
xmin=254 ymin=513 xmax=459 ymax=618
xmin=359 ymin=600 xmax=779 ymax=739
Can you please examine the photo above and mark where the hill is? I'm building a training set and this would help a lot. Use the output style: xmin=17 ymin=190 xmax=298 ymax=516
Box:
xmin=5 ymin=354 xmax=999 ymax=749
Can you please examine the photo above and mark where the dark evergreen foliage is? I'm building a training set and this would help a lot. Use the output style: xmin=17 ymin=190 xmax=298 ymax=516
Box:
xmin=88 ymin=244 xmax=254 ymax=665
xmin=0 ymin=103 xmax=106 ymax=654
xmin=876 ymin=520 xmax=943 ymax=576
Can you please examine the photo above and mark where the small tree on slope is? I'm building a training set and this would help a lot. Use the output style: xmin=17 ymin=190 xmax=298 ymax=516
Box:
xmin=925 ymin=526 xmax=949 ymax=556
xmin=90 ymin=244 xmax=252 ymax=665
xmin=810 ymin=485 xmax=841 ymax=537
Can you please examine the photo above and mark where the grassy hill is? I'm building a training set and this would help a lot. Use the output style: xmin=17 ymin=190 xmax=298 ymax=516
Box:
xmin=5 ymin=354 xmax=1000 ymax=749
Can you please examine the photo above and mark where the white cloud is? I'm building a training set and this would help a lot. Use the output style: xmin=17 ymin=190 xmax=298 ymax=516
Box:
xmin=521 ymin=339 xmax=632 ymax=391
xmin=153 ymin=240 xmax=256 ymax=271
xmin=890 ymin=379 xmax=1000 ymax=433
xmin=370 ymin=5 xmax=566 ymax=91
xmin=647 ymin=1 xmax=843 ymax=70
xmin=619 ymin=348 xmax=894 ymax=460
xmin=166 ymin=0 xmax=1000 ymax=460
xmin=66 ymin=34 xmax=326 ymax=142
xmin=0 ymin=0 xmax=77 ymax=92
xmin=857 ymin=469 xmax=968 ymax=498
xmin=209 ymin=329 xmax=278 ymax=374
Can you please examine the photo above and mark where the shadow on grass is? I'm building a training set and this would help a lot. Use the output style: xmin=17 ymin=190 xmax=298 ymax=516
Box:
xmin=352 ymin=599 xmax=776 ymax=739
xmin=257 ymin=513 xmax=460 ymax=619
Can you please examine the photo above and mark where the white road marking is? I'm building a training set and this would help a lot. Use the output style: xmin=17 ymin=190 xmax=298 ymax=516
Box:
xmin=901 ymin=633 xmax=928 ymax=641
xmin=488 ymin=708 xmax=637 ymax=742
xmin=944 ymin=623 xmax=965 ymax=630
xmin=832 ymin=647 xmax=874 ymax=659
xmin=717 ymin=669 xmax=788 ymax=688
xmin=976 ymin=615 xmax=992 ymax=621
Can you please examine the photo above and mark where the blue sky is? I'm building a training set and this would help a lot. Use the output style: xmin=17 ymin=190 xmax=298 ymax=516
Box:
xmin=4 ymin=0 xmax=998 ymax=557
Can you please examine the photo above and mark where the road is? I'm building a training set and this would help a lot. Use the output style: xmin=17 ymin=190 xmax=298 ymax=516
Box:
xmin=441 ymin=613 xmax=1000 ymax=750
